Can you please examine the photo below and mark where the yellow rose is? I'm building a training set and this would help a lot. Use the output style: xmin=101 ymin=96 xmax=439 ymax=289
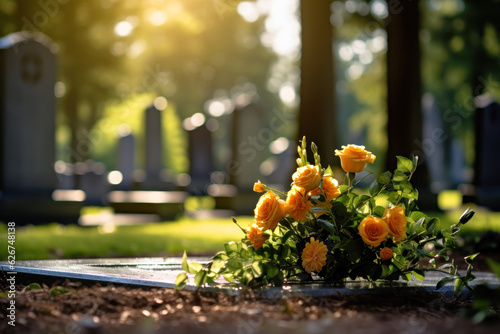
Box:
xmin=335 ymin=145 xmax=376 ymax=173
xmin=301 ymin=237 xmax=328 ymax=274
xmin=322 ymin=176 xmax=341 ymax=202
xmin=285 ymin=186 xmax=313 ymax=222
xmin=254 ymin=191 xmax=285 ymax=231
xmin=380 ymin=247 xmax=394 ymax=261
xmin=253 ymin=180 xmax=267 ymax=193
xmin=292 ymin=164 xmax=321 ymax=192
xmin=358 ymin=215 xmax=389 ymax=247
xmin=246 ymin=222 xmax=268 ymax=249
xmin=382 ymin=206 xmax=407 ymax=242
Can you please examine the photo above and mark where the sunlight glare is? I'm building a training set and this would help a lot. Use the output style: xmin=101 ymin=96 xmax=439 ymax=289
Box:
xmin=347 ymin=63 xmax=364 ymax=80
xmin=207 ymin=100 xmax=225 ymax=117
xmin=149 ymin=10 xmax=167 ymax=26
xmin=154 ymin=96 xmax=168 ymax=110
xmin=191 ymin=113 xmax=206 ymax=127
xmin=338 ymin=43 xmax=354 ymax=61
xmin=270 ymin=137 xmax=290 ymax=155
xmin=237 ymin=1 xmax=260 ymax=22
xmin=114 ymin=21 xmax=134 ymax=37
xmin=279 ymin=85 xmax=296 ymax=104
xmin=108 ymin=171 xmax=124 ymax=185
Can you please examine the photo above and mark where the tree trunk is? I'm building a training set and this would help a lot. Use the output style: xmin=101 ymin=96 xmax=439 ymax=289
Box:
xmin=385 ymin=0 xmax=428 ymax=185
xmin=298 ymin=0 xmax=337 ymax=166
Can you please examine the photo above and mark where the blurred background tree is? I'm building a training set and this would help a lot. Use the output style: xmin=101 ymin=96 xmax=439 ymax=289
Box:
xmin=1 ymin=0 xmax=499 ymax=188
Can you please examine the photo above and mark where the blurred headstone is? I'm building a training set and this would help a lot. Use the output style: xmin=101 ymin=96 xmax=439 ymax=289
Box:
xmin=0 ymin=32 xmax=81 ymax=224
xmin=54 ymin=161 xmax=75 ymax=189
xmin=229 ymin=102 xmax=268 ymax=190
xmin=187 ymin=122 xmax=213 ymax=194
xmin=142 ymin=104 xmax=173 ymax=190
xmin=264 ymin=138 xmax=296 ymax=190
xmin=472 ymin=98 xmax=500 ymax=209
xmin=77 ymin=161 xmax=109 ymax=206
xmin=117 ymin=129 xmax=135 ymax=190
xmin=475 ymin=99 xmax=500 ymax=187
xmin=144 ymin=104 xmax=163 ymax=188
xmin=422 ymin=93 xmax=447 ymax=192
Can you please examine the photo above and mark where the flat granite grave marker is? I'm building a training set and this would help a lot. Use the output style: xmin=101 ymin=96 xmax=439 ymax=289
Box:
xmin=1 ymin=258 xmax=497 ymax=299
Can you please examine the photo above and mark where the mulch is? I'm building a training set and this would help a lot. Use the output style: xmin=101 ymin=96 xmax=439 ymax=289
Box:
xmin=0 ymin=277 xmax=498 ymax=334
xmin=1 ymin=251 xmax=499 ymax=333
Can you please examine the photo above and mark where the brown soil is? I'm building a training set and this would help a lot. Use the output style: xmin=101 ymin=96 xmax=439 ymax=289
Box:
xmin=0 ymin=279 xmax=499 ymax=334
xmin=1 ymin=251 xmax=499 ymax=334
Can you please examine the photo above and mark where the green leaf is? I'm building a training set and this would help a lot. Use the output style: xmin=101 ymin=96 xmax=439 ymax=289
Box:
xmin=181 ymin=251 xmax=189 ymax=272
xmin=411 ymin=155 xmax=419 ymax=169
xmin=331 ymin=201 xmax=348 ymax=218
xmin=281 ymin=230 xmax=294 ymax=245
xmin=175 ymin=272 xmax=188 ymax=290
xmin=324 ymin=165 xmax=334 ymax=176
xmin=354 ymin=195 xmax=371 ymax=209
xmin=343 ymin=240 xmax=362 ymax=263
xmin=377 ymin=171 xmax=392 ymax=184
xmin=251 ymin=261 xmax=264 ymax=277
xmin=223 ymin=273 xmax=235 ymax=283
xmin=194 ymin=270 xmax=208 ymax=287
xmin=317 ymin=219 xmax=335 ymax=234
xmin=412 ymin=268 xmax=425 ymax=281
xmin=50 ymin=286 xmax=70 ymax=297
xmin=224 ymin=241 xmax=240 ymax=256
xmin=393 ymin=171 xmax=408 ymax=182
xmin=369 ymin=180 xmax=381 ymax=196
xmin=211 ymin=258 xmax=226 ymax=274
xmin=226 ymin=257 xmax=243 ymax=271
xmin=182 ymin=251 xmax=203 ymax=274
xmin=465 ymin=253 xmax=480 ymax=265
xmin=373 ymin=206 xmax=386 ymax=217
xmin=410 ymin=211 xmax=427 ymax=222
xmin=426 ymin=217 xmax=440 ymax=233
xmin=266 ymin=263 xmax=279 ymax=280
xmin=339 ymin=185 xmax=349 ymax=194
xmin=25 ymin=283 xmax=42 ymax=291
xmin=396 ymin=156 xmax=413 ymax=173
xmin=436 ymin=276 xmax=457 ymax=290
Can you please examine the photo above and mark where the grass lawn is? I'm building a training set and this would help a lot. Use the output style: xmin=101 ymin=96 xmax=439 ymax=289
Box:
xmin=0 ymin=216 xmax=252 ymax=261
xmin=1 ymin=205 xmax=499 ymax=261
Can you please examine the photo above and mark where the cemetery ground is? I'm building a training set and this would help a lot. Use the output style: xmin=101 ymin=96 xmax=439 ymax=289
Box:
xmin=1 ymin=205 xmax=500 ymax=333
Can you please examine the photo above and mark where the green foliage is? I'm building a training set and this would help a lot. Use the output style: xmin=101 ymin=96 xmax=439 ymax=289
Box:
xmin=461 ymin=258 xmax=500 ymax=323
xmin=176 ymin=141 xmax=477 ymax=290
xmin=49 ymin=286 xmax=70 ymax=297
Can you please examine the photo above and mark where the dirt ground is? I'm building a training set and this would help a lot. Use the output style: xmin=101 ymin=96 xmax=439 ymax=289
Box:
xmin=1 ymin=252 xmax=499 ymax=334
xmin=0 ymin=278 xmax=498 ymax=334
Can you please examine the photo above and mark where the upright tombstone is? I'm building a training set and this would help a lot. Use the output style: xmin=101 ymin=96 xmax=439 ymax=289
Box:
xmin=142 ymin=104 xmax=174 ymax=190
xmin=187 ymin=122 xmax=213 ymax=195
xmin=78 ymin=161 xmax=109 ymax=206
xmin=472 ymin=99 xmax=500 ymax=209
xmin=218 ymin=102 xmax=267 ymax=214
xmin=475 ymin=100 xmax=500 ymax=187
xmin=230 ymin=102 xmax=268 ymax=190
xmin=422 ymin=93 xmax=446 ymax=192
xmin=0 ymin=32 xmax=81 ymax=224
xmin=144 ymin=105 xmax=163 ymax=188
xmin=117 ymin=129 xmax=135 ymax=190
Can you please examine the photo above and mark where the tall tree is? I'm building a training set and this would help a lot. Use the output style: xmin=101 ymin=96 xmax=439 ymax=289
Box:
xmin=299 ymin=0 xmax=337 ymax=166
xmin=385 ymin=0 xmax=427 ymax=183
